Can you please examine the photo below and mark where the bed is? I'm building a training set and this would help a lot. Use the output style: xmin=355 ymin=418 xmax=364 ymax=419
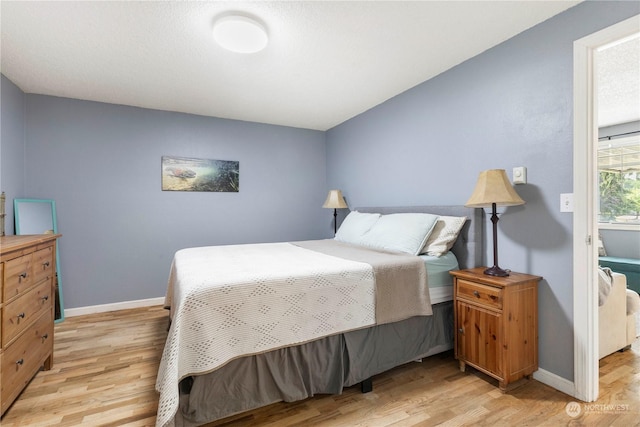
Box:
xmin=156 ymin=205 xmax=483 ymax=427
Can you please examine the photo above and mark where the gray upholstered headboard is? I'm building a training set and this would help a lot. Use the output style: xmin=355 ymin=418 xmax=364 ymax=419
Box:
xmin=356 ymin=206 xmax=484 ymax=270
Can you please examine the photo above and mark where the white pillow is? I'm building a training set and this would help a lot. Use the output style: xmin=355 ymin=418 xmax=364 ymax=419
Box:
xmin=359 ymin=213 xmax=438 ymax=255
xmin=335 ymin=211 xmax=381 ymax=243
xmin=422 ymin=215 xmax=467 ymax=257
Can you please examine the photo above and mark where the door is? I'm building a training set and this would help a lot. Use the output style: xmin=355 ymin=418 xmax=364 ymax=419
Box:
xmin=457 ymin=300 xmax=502 ymax=377
xmin=573 ymin=15 xmax=639 ymax=401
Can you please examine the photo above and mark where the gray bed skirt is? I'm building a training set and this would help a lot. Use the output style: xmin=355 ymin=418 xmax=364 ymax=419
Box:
xmin=175 ymin=301 xmax=454 ymax=426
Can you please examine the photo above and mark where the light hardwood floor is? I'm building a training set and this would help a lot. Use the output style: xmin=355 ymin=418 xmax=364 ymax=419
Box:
xmin=1 ymin=306 xmax=638 ymax=426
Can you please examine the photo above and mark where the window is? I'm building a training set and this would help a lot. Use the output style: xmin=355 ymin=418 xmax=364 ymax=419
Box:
xmin=598 ymin=133 xmax=640 ymax=226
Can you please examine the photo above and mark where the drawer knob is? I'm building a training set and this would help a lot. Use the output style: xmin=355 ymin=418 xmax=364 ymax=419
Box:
xmin=16 ymin=359 xmax=24 ymax=366
xmin=19 ymin=272 xmax=28 ymax=280
xmin=43 ymin=261 xmax=50 ymax=267
xmin=458 ymin=328 xmax=464 ymax=334
xmin=41 ymin=295 xmax=50 ymax=302
xmin=17 ymin=312 xmax=26 ymax=319
xmin=473 ymin=290 xmax=480 ymax=298
xmin=42 ymin=333 xmax=49 ymax=341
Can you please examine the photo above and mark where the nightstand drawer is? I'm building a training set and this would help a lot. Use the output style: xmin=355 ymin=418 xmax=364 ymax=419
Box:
xmin=457 ymin=279 xmax=502 ymax=309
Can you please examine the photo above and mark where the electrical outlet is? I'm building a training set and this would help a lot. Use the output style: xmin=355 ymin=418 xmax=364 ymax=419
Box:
xmin=560 ymin=193 xmax=573 ymax=212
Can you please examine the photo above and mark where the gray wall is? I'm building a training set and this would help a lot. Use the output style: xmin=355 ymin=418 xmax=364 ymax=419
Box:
xmin=0 ymin=75 xmax=27 ymax=235
xmin=23 ymin=95 xmax=328 ymax=309
xmin=600 ymin=229 xmax=640 ymax=259
xmin=326 ymin=1 xmax=639 ymax=381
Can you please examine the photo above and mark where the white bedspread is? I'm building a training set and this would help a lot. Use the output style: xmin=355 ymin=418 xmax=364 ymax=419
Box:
xmin=156 ymin=242 xmax=377 ymax=427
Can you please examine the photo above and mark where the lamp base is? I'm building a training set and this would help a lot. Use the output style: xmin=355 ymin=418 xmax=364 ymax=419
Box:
xmin=484 ymin=265 xmax=510 ymax=277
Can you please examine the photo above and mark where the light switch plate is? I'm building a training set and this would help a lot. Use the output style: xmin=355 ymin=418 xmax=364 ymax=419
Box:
xmin=513 ymin=167 xmax=527 ymax=184
xmin=560 ymin=193 xmax=573 ymax=212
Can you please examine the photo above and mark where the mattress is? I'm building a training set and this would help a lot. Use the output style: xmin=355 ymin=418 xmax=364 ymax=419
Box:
xmin=424 ymin=251 xmax=458 ymax=304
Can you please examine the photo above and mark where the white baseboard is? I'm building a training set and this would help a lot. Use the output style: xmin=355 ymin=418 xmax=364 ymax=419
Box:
xmin=533 ymin=368 xmax=576 ymax=398
xmin=64 ymin=296 xmax=165 ymax=317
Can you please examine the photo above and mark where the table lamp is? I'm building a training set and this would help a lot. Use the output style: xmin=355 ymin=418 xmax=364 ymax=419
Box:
xmin=465 ymin=169 xmax=525 ymax=277
xmin=322 ymin=190 xmax=348 ymax=234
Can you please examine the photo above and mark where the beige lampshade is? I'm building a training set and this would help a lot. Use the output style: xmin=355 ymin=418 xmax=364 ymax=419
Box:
xmin=322 ymin=190 xmax=348 ymax=209
xmin=465 ymin=169 xmax=525 ymax=207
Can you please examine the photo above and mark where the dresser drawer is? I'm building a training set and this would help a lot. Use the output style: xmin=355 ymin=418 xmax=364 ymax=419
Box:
xmin=31 ymin=246 xmax=54 ymax=286
xmin=1 ymin=311 xmax=53 ymax=414
xmin=457 ymin=279 xmax=502 ymax=309
xmin=2 ymin=279 xmax=53 ymax=347
xmin=3 ymin=254 xmax=33 ymax=302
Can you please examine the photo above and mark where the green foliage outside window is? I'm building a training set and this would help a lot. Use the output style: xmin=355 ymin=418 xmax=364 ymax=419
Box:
xmin=599 ymin=170 xmax=640 ymax=223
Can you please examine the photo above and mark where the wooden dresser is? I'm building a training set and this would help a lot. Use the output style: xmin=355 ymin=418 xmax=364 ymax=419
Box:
xmin=1 ymin=234 xmax=59 ymax=416
xmin=451 ymin=267 xmax=541 ymax=391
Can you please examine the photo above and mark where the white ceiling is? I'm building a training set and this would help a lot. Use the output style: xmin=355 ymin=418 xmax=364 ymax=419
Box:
xmin=597 ymin=35 xmax=640 ymax=128
xmin=6 ymin=0 xmax=629 ymax=132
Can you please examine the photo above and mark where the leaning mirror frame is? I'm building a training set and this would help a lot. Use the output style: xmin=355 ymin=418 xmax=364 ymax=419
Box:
xmin=14 ymin=198 xmax=64 ymax=323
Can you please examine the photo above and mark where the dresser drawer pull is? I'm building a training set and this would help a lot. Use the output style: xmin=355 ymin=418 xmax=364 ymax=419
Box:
xmin=16 ymin=359 xmax=24 ymax=366
xmin=458 ymin=328 xmax=464 ymax=334
xmin=41 ymin=295 xmax=50 ymax=302
xmin=43 ymin=261 xmax=50 ymax=267
xmin=42 ymin=333 xmax=49 ymax=341
xmin=19 ymin=272 xmax=28 ymax=280
xmin=473 ymin=290 xmax=480 ymax=298
xmin=17 ymin=312 xmax=26 ymax=320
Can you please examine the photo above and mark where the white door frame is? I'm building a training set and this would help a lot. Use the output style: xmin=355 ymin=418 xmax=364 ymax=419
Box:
xmin=572 ymin=14 xmax=640 ymax=402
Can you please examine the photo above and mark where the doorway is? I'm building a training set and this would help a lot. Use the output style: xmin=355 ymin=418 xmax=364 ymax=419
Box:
xmin=573 ymin=15 xmax=640 ymax=402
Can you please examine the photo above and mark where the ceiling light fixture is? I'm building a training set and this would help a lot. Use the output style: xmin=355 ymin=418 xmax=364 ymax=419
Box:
xmin=213 ymin=14 xmax=268 ymax=54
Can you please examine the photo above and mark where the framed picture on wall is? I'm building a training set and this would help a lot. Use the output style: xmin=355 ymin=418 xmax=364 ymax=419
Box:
xmin=161 ymin=156 xmax=239 ymax=192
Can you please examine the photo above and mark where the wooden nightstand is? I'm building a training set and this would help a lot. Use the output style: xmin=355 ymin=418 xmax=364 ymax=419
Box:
xmin=450 ymin=267 xmax=542 ymax=391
